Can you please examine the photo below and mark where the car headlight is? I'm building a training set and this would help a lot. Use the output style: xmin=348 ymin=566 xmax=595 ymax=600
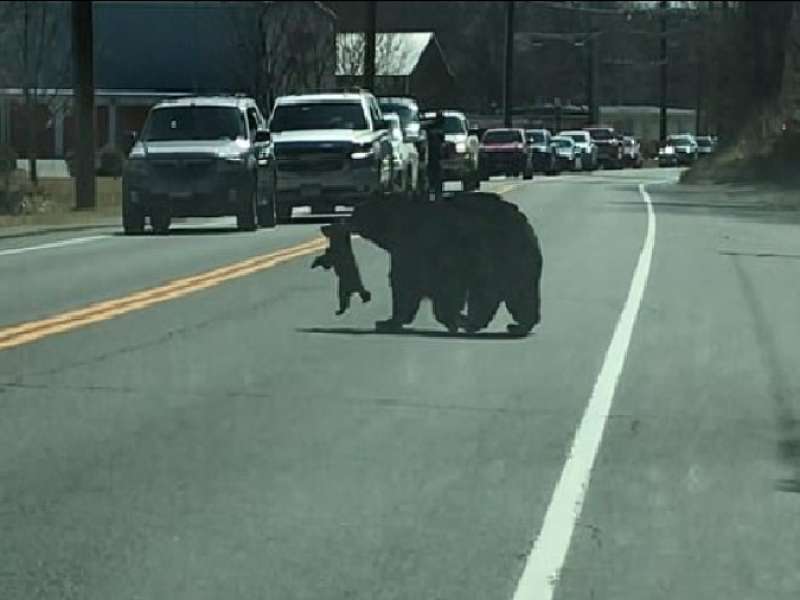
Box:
xmin=660 ymin=146 xmax=675 ymax=155
xmin=455 ymin=142 xmax=467 ymax=154
xmin=351 ymin=142 xmax=377 ymax=160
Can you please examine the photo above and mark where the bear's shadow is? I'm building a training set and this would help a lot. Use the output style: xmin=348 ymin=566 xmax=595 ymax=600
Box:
xmin=296 ymin=326 xmax=532 ymax=341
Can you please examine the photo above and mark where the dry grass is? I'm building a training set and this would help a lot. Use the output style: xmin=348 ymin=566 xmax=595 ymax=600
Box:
xmin=0 ymin=171 xmax=122 ymax=229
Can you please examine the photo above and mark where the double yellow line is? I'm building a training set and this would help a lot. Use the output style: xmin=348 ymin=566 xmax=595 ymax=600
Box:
xmin=0 ymin=236 xmax=327 ymax=352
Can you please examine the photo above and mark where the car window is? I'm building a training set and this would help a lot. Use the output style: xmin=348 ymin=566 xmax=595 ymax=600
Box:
xmin=443 ymin=116 xmax=466 ymax=135
xmin=378 ymin=102 xmax=417 ymax=129
xmin=142 ymin=106 xmax=245 ymax=141
xmin=586 ymin=129 xmax=613 ymax=140
xmin=483 ymin=129 xmax=522 ymax=144
xmin=270 ymin=102 xmax=368 ymax=132
xmin=527 ymin=131 xmax=547 ymax=144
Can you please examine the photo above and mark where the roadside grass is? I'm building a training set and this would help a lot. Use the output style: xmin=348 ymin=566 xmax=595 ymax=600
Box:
xmin=0 ymin=171 xmax=122 ymax=229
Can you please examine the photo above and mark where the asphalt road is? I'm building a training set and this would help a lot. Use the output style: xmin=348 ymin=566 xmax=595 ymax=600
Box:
xmin=1 ymin=170 xmax=798 ymax=599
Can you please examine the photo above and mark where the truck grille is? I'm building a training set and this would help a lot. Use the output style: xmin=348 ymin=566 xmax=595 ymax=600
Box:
xmin=150 ymin=158 xmax=216 ymax=180
xmin=279 ymin=157 xmax=344 ymax=172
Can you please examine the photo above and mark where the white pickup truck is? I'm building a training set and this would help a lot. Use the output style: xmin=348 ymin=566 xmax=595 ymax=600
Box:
xmin=269 ymin=90 xmax=394 ymax=223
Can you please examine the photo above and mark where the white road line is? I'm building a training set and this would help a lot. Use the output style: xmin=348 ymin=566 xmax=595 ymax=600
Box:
xmin=512 ymin=182 xmax=656 ymax=600
xmin=0 ymin=234 xmax=109 ymax=257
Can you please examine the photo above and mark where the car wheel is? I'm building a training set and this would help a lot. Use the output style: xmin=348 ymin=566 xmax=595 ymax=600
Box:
xmin=415 ymin=172 xmax=429 ymax=201
xmin=237 ymin=191 xmax=258 ymax=232
xmin=545 ymin=156 xmax=557 ymax=176
xmin=522 ymin=164 xmax=533 ymax=180
xmin=257 ymin=180 xmax=277 ymax=229
xmin=150 ymin=211 xmax=171 ymax=235
xmin=276 ymin=203 xmax=292 ymax=223
xmin=462 ymin=169 xmax=479 ymax=191
xmin=122 ymin=202 xmax=145 ymax=235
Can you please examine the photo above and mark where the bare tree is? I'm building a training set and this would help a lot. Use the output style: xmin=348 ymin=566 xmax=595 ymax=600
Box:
xmin=0 ymin=1 xmax=70 ymax=184
xmin=336 ymin=32 xmax=412 ymax=94
xmin=227 ymin=1 xmax=336 ymax=113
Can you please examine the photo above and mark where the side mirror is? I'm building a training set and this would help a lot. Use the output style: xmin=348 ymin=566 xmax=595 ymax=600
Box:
xmin=255 ymin=129 xmax=271 ymax=143
xmin=468 ymin=127 xmax=480 ymax=137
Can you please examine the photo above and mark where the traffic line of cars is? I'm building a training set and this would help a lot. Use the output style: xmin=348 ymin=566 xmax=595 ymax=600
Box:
xmin=657 ymin=133 xmax=716 ymax=167
xmin=120 ymin=89 xmax=657 ymax=235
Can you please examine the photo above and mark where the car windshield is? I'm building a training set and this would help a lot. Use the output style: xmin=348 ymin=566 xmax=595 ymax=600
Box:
xmin=668 ymin=135 xmax=694 ymax=144
xmin=483 ymin=129 xmax=522 ymax=144
xmin=379 ymin=103 xmax=417 ymax=129
xmin=552 ymin=138 xmax=573 ymax=148
xmin=586 ymin=129 xmax=614 ymax=140
xmin=443 ymin=116 xmax=466 ymax=135
xmin=697 ymin=138 xmax=713 ymax=146
xmin=270 ymin=102 xmax=367 ymax=132
xmin=563 ymin=133 xmax=587 ymax=143
xmin=142 ymin=106 xmax=245 ymax=141
xmin=526 ymin=131 xmax=547 ymax=144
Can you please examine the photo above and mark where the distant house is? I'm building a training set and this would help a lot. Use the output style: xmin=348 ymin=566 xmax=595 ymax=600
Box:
xmin=335 ymin=32 xmax=456 ymax=109
xmin=0 ymin=1 xmax=337 ymax=160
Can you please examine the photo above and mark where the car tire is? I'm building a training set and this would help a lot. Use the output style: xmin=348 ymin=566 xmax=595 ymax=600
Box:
xmin=522 ymin=165 xmax=533 ymax=180
xmin=150 ymin=211 xmax=171 ymax=235
xmin=545 ymin=156 xmax=558 ymax=176
xmin=276 ymin=203 xmax=292 ymax=223
xmin=257 ymin=183 xmax=277 ymax=229
xmin=122 ymin=202 xmax=145 ymax=235
xmin=463 ymin=169 xmax=480 ymax=191
xmin=237 ymin=191 xmax=258 ymax=232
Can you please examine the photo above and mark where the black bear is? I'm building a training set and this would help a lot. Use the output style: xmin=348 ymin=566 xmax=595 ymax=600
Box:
xmin=349 ymin=192 xmax=542 ymax=335
xmin=311 ymin=224 xmax=371 ymax=315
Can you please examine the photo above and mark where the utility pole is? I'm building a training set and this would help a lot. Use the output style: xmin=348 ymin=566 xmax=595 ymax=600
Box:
xmin=695 ymin=46 xmax=703 ymax=135
xmin=23 ymin=2 xmax=38 ymax=184
xmin=587 ymin=29 xmax=599 ymax=124
xmin=364 ymin=1 xmax=376 ymax=92
xmin=503 ymin=0 xmax=514 ymax=127
xmin=71 ymin=1 xmax=95 ymax=210
xmin=659 ymin=0 xmax=668 ymax=141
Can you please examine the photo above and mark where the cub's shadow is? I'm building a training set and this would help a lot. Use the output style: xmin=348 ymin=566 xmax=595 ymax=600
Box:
xmin=297 ymin=326 xmax=531 ymax=341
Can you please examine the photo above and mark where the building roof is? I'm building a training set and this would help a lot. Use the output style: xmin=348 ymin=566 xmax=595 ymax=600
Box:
xmin=336 ymin=32 xmax=439 ymax=77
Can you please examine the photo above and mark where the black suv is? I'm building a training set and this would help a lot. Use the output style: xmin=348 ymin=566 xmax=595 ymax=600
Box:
xmin=122 ymin=95 xmax=276 ymax=234
xmin=378 ymin=97 xmax=429 ymax=191
xmin=584 ymin=126 xmax=624 ymax=169
xmin=525 ymin=129 xmax=559 ymax=175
